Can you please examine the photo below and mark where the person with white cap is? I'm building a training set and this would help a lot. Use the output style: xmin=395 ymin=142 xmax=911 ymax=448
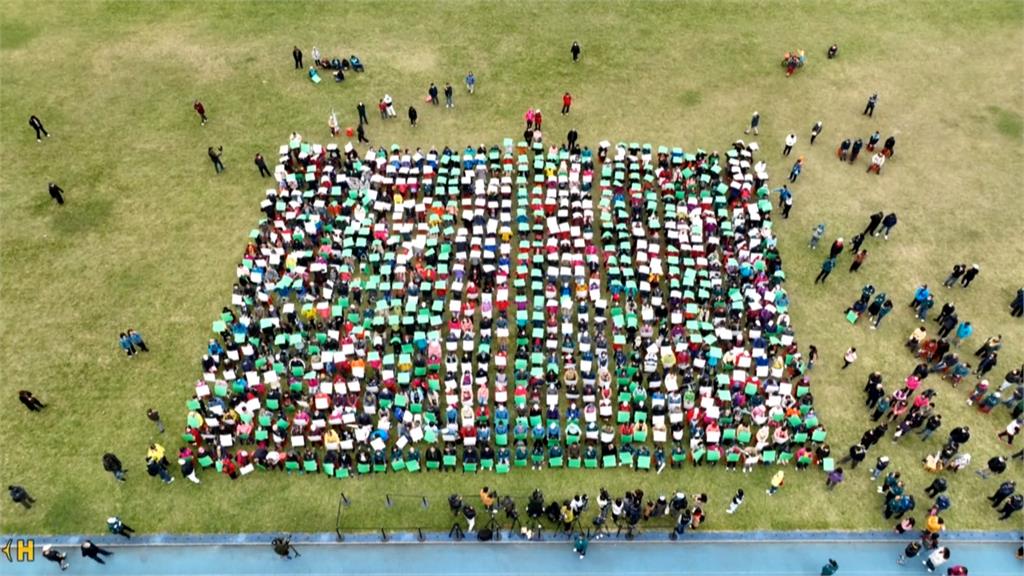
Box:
xmin=42 ymin=545 xmax=69 ymax=570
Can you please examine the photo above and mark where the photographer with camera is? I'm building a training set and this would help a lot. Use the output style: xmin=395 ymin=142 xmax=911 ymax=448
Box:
xmin=449 ymin=493 xmax=464 ymax=516
xmin=272 ymin=535 xmax=300 ymax=559
xmin=527 ymin=489 xmax=545 ymax=520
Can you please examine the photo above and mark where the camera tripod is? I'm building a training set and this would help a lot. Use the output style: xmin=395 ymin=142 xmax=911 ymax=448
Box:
xmin=616 ymin=520 xmax=637 ymax=540
xmin=448 ymin=522 xmax=465 ymax=541
xmin=485 ymin=512 xmax=503 ymax=541
xmin=506 ymin=512 xmax=523 ymax=538
xmin=565 ymin=515 xmax=584 ymax=538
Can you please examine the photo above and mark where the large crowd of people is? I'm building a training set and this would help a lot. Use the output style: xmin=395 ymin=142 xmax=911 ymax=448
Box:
xmin=176 ymin=134 xmax=833 ymax=483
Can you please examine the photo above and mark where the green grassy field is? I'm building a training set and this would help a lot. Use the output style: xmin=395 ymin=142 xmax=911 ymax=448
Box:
xmin=1 ymin=1 xmax=1022 ymax=536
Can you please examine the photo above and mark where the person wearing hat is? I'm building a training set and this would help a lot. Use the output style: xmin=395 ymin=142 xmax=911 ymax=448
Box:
xmin=80 ymin=540 xmax=113 ymax=564
xmin=42 ymin=545 xmax=69 ymax=570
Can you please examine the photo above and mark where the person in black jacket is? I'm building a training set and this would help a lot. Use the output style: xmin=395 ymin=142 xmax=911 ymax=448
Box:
xmin=208 ymin=146 xmax=224 ymax=173
xmin=408 ymin=106 xmax=418 ymax=127
xmin=357 ymin=102 xmax=368 ymax=125
xmin=292 ymin=46 xmax=303 ymax=69
xmin=960 ymin=265 xmax=980 ymax=288
xmin=254 ymin=153 xmax=271 ymax=178
xmin=103 ymin=453 xmax=126 ymax=482
xmin=18 ymin=390 xmax=45 ymax=411
xmin=849 ymin=138 xmax=863 ymax=163
xmin=567 ymin=128 xmax=578 ymax=152
xmin=80 ymin=541 xmax=113 ymax=564
xmin=8 ymin=485 xmax=35 ymax=508
xmin=29 ymin=115 xmax=49 ymax=141
xmin=989 ymin=480 xmax=1016 ymax=507
xmin=863 ymin=211 xmax=884 ymax=237
xmin=48 ymin=182 xmax=65 ymax=205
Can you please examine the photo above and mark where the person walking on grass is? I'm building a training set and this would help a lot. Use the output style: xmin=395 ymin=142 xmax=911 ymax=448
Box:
xmin=849 ymin=138 xmax=863 ymax=163
xmin=147 ymin=408 xmax=164 ymax=434
xmin=254 ymin=153 xmax=272 ymax=178
xmin=193 ymin=100 xmax=208 ymax=126
xmin=863 ymin=211 xmax=884 ymax=237
xmin=809 ymin=224 xmax=825 ymax=249
xmin=1010 ymin=288 xmax=1023 ymax=317
xmin=814 ymin=257 xmax=836 ymax=284
xmin=80 ymin=540 xmax=113 ymax=564
xmin=825 ymin=467 xmax=845 ymax=490
xmin=128 ymin=328 xmax=148 ymax=352
xmin=870 ymin=455 xmax=890 ymax=480
xmin=849 ymin=250 xmax=868 ymax=272
xmin=820 ymin=558 xmax=839 ymax=575
xmin=562 ymin=92 xmax=573 ymax=115
xmin=48 ymin=182 xmax=65 ymax=206
xmin=998 ymin=494 xmax=1023 ymax=520
xmin=465 ymin=71 xmax=476 ymax=94
xmin=571 ymin=41 xmax=581 ymax=62
xmin=828 ymin=237 xmax=844 ymax=259
xmin=103 ymin=453 xmax=126 ymax=482
xmin=959 ymin=265 xmax=980 ymax=288
xmin=208 ymin=146 xmax=225 ymax=174
xmin=119 ymin=332 xmax=136 ymax=357
xmin=783 ymin=133 xmax=797 ymax=156
xmin=357 ymin=122 xmax=369 ymax=144
xmin=989 ymin=480 xmax=1016 ymax=508
xmin=943 ymin=264 xmax=966 ymax=288
xmin=18 ymin=390 xmax=46 ymax=411
xmin=788 ymin=157 xmax=804 ymax=183
xmin=108 ymin=516 xmax=135 ymax=539
xmin=725 ymin=489 xmax=744 ymax=514
xmin=745 ymin=111 xmax=760 ymax=135
xmin=864 ymin=93 xmax=878 ymax=117
xmin=766 ymin=470 xmax=785 ymax=495
xmin=878 ymin=212 xmax=898 ymax=239
xmin=840 ymin=443 xmax=865 ymax=468
xmin=8 ymin=485 xmax=36 ymax=509
xmin=445 ymin=82 xmax=454 ymax=108
xmin=810 ymin=121 xmax=823 ymax=144
xmin=953 ymin=321 xmax=973 ymax=347
xmin=29 ymin=115 xmax=50 ymax=142
xmin=976 ymin=455 xmax=1007 ymax=479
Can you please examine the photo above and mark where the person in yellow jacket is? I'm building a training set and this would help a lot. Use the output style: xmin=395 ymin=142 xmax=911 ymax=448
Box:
xmin=147 ymin=443 xmax=168 ymax=467
xmin=767 ymin=470 xmax=785 ymax=495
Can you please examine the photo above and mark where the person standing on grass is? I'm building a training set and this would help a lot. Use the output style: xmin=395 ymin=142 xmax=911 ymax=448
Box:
xmin=292 ymin=46 xmax=303 ymax=69
xmin=842 ymin=347 xmax=858 ymax=369
xmin=567 ymin=128 xmax=579 ymax=151
xmin=863 ymin=211 xmax=884 ymax=237
xmin=208 ymin=146 xmax=225 ymax=174
xmin=48 ymin=182 xmax=65 ymax=205
xmin=943 ymin=264 xmax=966 ymax=288
xmin=849 ymin=249 xmax=868 ymax=272
xmin=997 ymin=418 xmax=1021 ymax=445
xmin=147 ymin=408 xmax=164 ymax=433
xmin=837 ymin=138 xmax=851 ymax=161
xmin=80 ymin=540 xmax=113 ymax=564
xmin=849 ymin=138 xmax=864 ymax=163
xmin=357 ymin=101 xmax=369 ymax=125
xmin=357 ymin=122 xmax=369 ymax=144
xmin=840 ymin=443 xmax=865 ymax=467
xmin=864 ymin=93 xmax=878 ymax=117
xmin=953 ymin=321 xmax=972 ymax=347
xmin=917 ymin=295 xmax=935 ymax=322
xmin=128 ymin=328 xmax=148 ymax=352
xmin=783 ymin=133 xmax=797 ymax=156
xmin=534 ymin=109 xmax=543 ymax=130
xmin=465 ymin=71 xmax=476 ymax=94
xmin=976 ymin=455 xmax=1007 ymax=479
xmin=1010 ymin=288 xmax=1023 ymax=317
xmin=828 ymin=237 xmax=844 ymax=259
xmin=725 ymin=489 xmax=744 ymax=514
xmin=825 ymin=467 xmax=845 ymax=490
xmin=871 ymin=299 xmax=894 ymax=329
xmin=103 ymin=453 xmax=126 ymax=482
xmin=118 ymin=332 xmax=136 ymax=357
xmin=807 ymin=345 xmax=819 ymax=370
xmin=766 ymin=470 xmax=785 ymax=495
xmin=408 ymin=106 xmax=418 ymax=127
xmin=328 ymin=110 xmax=340 ymax=137
xmin=42 ymin=545 xmax=69 ymax=571
xmin=562 ymin=92 xmax=572 ymax=115
xmin=866 ymin=130 xmax=881 ymax=151
xmin=870 ymin=455 xmax=890 ymax=480
xmin=745 ymin=111 xmax=760 ymax=135
xmin=989 ymin=480 xmax=1015 ymax=508
xmin=571 ymin=41 xmax=581 ymax=62
xmin=193 ymin=100 xmax=207 ymax=126
xmin=780 ymin=187 xmax=793 ymax=218
xmin=810 ymin=120 xmax=823 ymax=144
xmin=108 ymin=516 xmax=135 ymax=539
xmin=254 ymin=153 xmax=272 ymax=178
xmin=428 ymin=83 xmax=439 ymax=105
xmin=18 ymin=390 xmax=46 ymax=411
xmin=849 ymin=232 xmax=865 ymax=254
xmin=29 ymin=115 xmax=50 ymax=141
xmin=820 ymin=558 xmax=839 ymax=575
xmin=998 ymin=494 xmax=1023 ymax=520
xmin=867 ymin=152 xmax=885 ymax=174
xmin=8 ymin=485 xmax=35 ymax=509
xmin=445 ymin=82 xmax=454 ymax=108
xmin=878 ymin=212 xmax=898 ymax=239
xmin=814 ymin=257 xmax=835 ymax=284
xmin=809 ymin=223 xmax=825 ymax=249
xmin=179 ymin=457 xmax=201 ymax=484
xmin=788 ymin=157 xmax=804 ymax=183
xmin=147 ymin=457 xmax=174 ymax=485
xmin=959 ymin=265 xmax=980 ymax=288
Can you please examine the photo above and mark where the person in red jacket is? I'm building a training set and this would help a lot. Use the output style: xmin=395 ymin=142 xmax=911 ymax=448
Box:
xmin=193 ymin=100 xmax=208 ymax=126
xmin=562 ymin=92 xmax=573 ymax=115
xmin=534 ymin=109 xmax=543 ymax=130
